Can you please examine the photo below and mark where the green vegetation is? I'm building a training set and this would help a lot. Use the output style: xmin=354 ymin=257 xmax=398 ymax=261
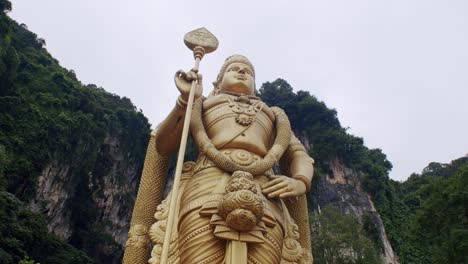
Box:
xmin=0 ymin=191 xmax=93 ymax=263
xmin=18 ymin=256 xmax=39 ymax=264
xmin=311 ymin=206 xmax=382 ymax=264
xmin=394 ymin=158 xmax=468 ymax=263
xmin=0 ymin=1 xmax=150 ymax=262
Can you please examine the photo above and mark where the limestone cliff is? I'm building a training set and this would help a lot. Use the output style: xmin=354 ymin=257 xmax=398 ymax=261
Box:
xmin=28 ymin=134 xmax=144 ymax=263
xmin=310 ymin=157 xmax=399 ymax=264
xmin=88 ymin=135 xmax=140 ymax=246
xmin=292 ymin=127 xmax=398 ymax=263
xmin=29 ymin=160 xmax=73 ymax=240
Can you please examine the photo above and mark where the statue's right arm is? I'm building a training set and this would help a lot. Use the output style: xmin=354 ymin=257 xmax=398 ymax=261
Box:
xmin=154 ymin=97 xmax=189 ymax=155
xmin=123 ymin=70 xmax=201 ymax=264
xmin=155 ymin=70 xmax=203 ymax=155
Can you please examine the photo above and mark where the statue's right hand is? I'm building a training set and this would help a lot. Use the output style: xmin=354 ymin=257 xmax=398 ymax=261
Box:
xmin=174 ymin=70 xmax=203 ymax=101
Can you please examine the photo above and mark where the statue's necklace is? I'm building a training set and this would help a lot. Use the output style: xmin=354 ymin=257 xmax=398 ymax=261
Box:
xmin=190 ymin=97 xmax=292 ymax=176
xmin=225 ymin=95 xmax=262 ymax=126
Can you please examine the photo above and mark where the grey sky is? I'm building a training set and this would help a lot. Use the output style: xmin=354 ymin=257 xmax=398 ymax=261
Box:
xmin=9 ymin=0 xmax=468 ymax=181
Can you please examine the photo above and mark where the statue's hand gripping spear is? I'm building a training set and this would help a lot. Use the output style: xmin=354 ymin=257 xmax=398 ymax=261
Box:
xmin=160 ymin=28 xmax=218 ymax=264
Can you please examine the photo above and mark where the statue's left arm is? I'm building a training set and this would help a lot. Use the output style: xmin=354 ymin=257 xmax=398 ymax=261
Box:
xmin=282 ymin=133 xmax=315 ymax=192
xmin=280 ymin=133 xmax=315 ymax=263
xmin=262 ymin=132 xmax=314 ymax=198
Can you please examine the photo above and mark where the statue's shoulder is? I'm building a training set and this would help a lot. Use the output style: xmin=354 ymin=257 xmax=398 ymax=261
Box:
xmin=269 ymin=106 xmax=287 ymax=115
xmin=259 ymin=101 xmax=276 ymax=121
xmin=202 ymin=94 xmax=225 ymax=109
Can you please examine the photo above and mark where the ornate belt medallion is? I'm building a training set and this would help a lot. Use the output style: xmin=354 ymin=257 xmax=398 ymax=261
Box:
xmin=224 ymin=149 xmax=259 ymax=166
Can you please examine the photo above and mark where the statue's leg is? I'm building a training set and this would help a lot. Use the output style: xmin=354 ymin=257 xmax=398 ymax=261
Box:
xmin=178 ymin=209 xmax=225 ymax=263
xmin=178 ymin=167 xmax=226 ymax=264
xmin=247 ymin=223 xmax=283 ymax=264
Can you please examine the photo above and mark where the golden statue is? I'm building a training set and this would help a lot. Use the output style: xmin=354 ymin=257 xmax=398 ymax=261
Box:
xmin=123 ymin=29 xmax=314 ymax=264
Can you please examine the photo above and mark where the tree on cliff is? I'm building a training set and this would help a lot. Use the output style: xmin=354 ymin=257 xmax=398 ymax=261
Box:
xmin=311 ymin=206 xmax=382 ymax=264
xmin=396 ymin=160 xmax=468 ymax=264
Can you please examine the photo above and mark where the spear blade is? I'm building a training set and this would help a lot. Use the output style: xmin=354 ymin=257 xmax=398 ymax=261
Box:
xmin=184 ymin=27 xmax=219 ymax=54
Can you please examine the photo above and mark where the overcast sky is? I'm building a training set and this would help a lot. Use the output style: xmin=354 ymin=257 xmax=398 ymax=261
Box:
xmin=9 ymin=0 xmax=468 ymax=181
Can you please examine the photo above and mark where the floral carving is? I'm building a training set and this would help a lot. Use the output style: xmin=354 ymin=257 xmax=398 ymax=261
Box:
xmin=218 ymin=171 xmax=264 ymax=231
xmin=126 ymin=224 xmax=150 ymax=249
xmin=227 ymin=95 xmax=262 ymax=126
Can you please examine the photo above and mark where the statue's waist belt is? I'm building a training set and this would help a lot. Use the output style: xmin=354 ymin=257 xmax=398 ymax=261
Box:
xmin=193 ymin=148 xmax=267 ymax=175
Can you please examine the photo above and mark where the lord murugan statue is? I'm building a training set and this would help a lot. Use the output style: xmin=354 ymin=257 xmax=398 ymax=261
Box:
xmin=123 ymin=30 xmax=314 ymax=264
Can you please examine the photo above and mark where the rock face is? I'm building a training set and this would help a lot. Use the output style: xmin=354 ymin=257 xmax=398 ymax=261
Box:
xmin=88 ymin=135 xmax=140 ymax=246
xmin=311 ymin=157 xmax=399 ymax=264
xmin=29 ymin=134 xmax=143 ymax=262
xmin=30 ymin=161 xmax=73 ymax=240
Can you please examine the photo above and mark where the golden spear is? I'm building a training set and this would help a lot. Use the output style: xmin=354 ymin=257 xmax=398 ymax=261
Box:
xmin=160 ymin=27 xmax=219 ymax=264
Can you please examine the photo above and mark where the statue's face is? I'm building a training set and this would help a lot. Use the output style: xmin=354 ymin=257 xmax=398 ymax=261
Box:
xmin=219 ymin=62 xmax=255 ymax=95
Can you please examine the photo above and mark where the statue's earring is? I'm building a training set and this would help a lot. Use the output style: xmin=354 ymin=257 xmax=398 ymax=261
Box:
xmin=213 ymin=83 xmax=220 ymax=95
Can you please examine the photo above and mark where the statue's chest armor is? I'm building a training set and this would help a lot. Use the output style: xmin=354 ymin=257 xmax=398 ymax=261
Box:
xmin=202 ymin=94 xmax=275 ymax=156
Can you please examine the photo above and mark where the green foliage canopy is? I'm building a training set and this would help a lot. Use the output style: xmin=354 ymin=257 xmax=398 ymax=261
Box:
xmin=0 ymin=191 xmax=94 ymax=263
xmin=396 ymin=159 xmax=468 ymax=263
xmin=311 ymin=206 xmax=383 ymax=264
xmin=0 ymin=3 xmax=151 ymax=262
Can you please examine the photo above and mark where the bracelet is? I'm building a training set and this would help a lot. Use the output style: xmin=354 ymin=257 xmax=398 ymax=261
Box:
xmin=176 ymin=96 xmax=188 ymax=109
xmin=293 ymin=174 xmax=312 ymax=192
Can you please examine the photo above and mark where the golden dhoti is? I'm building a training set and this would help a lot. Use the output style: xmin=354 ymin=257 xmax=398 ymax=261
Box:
xmin=178 ymin=165 xmax=284 ymax=264
xmin=170 ymin=146 xmax=304 ymax=264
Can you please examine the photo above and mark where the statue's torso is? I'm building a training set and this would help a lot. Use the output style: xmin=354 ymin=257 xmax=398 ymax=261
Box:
xmin=174 ymin=94 xmax=307 ymax=264
xmin=202 ymin=94 xmax=275 ymax=156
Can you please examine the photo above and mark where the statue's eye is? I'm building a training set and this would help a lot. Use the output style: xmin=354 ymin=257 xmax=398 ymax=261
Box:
xmin=229 ymin=66 xmax=239 ymax=72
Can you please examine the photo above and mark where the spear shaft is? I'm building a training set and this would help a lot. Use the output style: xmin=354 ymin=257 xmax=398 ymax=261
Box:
xmin=160 ymin=28 xmax=218 ymax=264
xmin=160 ymin=67 xmax=197 ymax=264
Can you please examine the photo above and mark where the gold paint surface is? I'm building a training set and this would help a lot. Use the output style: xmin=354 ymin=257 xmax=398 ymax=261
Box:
xmin=123 ymin=54 xmax=314 ymax=264
xmin=184 ymin=27 xmax=219 ymax=53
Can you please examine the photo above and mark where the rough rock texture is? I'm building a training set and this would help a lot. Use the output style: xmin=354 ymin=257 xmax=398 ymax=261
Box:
xmin=29 ymin=135 xmax=141 ymax=251
xmin=29 ymin=161 xmax=73 ymax=240
xmin=88 ymin=135 xmax=140 ymax=246
xmin=310 ymin=157 xmax=399 ymax=264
